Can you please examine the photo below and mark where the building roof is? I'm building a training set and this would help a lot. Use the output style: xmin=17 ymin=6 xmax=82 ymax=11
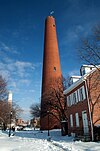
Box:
xmin=81 ymin=64 xmax=99 ymax=68
xmin=64 ymin=66 xmax=100 ymax=95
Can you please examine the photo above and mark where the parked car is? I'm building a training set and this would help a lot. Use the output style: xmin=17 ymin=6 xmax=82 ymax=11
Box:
xmin=16 ymin=126 xmax=23 ymax=131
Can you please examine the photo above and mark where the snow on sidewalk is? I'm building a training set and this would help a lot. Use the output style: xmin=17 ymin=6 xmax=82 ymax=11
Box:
xmin=0 ymin=131 xmax=57 ymax=151
xmin=0 ymin=129 xmax=100 ymax=151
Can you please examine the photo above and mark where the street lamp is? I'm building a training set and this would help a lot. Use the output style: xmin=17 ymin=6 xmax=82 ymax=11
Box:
xmin=9 ymin=111 xmax=12 ymax=137
xmin=47 ymin=110 xmax=50 ymax=136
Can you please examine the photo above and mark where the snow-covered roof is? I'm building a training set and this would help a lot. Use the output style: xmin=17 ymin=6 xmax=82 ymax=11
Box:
xmin=80 ymin=64 xmax=100 ymax=68
xmin=64 ymin=76 xmax=84 ymax=94
xmin=70 ymin=76 xmax=81 ymax=78
xmin=64 ymin=66 xmax=99 ymax=95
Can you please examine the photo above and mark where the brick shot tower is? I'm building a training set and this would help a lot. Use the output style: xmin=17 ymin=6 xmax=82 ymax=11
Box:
xmin=40 ymin=16 xmax=62 ymax=130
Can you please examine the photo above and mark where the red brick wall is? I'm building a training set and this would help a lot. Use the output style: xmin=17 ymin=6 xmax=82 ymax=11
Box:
xmin=67 ymin=100 xmax=91 ymax=135
xmin=40 ymin=16 xmax=62 ymax=130
xmin=87 ymin=69 xmax=100 ymax=126
xmin=65 ymin=82 xmax=91 ymax=136
xmin=42 ymin=16 xmax=62 ymax=92
xmin=65 ymin=69 xmax=100 ymax=137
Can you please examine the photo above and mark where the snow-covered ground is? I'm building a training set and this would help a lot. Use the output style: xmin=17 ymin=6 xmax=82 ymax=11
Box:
xmin=0 ymin=129 xmax=100 ymax=151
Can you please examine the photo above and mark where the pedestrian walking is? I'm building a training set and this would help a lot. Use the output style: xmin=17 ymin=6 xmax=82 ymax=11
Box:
xmin=12 ymin=126 xmax=15 ymax=136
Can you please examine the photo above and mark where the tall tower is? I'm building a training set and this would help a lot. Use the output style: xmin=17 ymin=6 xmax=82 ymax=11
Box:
xmin=8 ymin=91 xmax=12 ymax=111
xmin=40 ymin=16 xmax=62 ymax=130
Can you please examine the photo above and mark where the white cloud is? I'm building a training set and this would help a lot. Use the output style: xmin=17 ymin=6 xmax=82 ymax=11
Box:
xmin=61 ymin=25 xmax=84 ymax=46
xmin=14 ymin=61 xmax=35 ymax=78
xmin=0 ymin=60 xmax=35 ymax=78
xmin=0 ymin=69 xmax=10 ymax=80
xmin=19 ymin=79 xmax=30 ymax=85
xmin=60 ymin=23 xmax=95 ymax=49
xmin=3 ymin=56 xmax=14 ymax=63
xmin=9 ymin=81 xmax=17 ymax=88
xmin=0 ymin=59 xmax=36 ymax=93
xmin=68 ymin=69 xmax=79 ymax=76
xmin=0 ymin=41 xmax=20 ymax=54
xmin=0 ymin=46 xmax=41 ymax=102
xmin=15 ymin=61 xmax=34 ymax=70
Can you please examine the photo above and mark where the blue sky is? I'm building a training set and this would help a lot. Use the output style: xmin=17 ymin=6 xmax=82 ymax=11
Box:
xmin=0 ymin=0 xmax=100 ymax=120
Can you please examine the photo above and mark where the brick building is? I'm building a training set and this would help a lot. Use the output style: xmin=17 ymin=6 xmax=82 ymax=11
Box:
xmin=64 ymin=65 xmax=100 ymax=141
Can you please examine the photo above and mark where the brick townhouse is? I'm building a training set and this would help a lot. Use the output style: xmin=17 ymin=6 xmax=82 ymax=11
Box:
xmin=64 ymin=65 xmax=100 ymax=141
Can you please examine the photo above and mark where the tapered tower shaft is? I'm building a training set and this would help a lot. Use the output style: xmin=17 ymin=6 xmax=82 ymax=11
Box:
xmin=42 ymin=16 xmax=62 ymax=92
xmin=40 ymin=16 xmax=62 ymax=130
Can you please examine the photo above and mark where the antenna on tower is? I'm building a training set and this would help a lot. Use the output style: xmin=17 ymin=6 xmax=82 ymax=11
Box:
xmin=50 ymin=11 xmax=54 ymax=16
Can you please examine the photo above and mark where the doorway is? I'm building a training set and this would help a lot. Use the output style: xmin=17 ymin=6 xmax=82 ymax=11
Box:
xmin=82 ymin=111 xmax=89 ymax=135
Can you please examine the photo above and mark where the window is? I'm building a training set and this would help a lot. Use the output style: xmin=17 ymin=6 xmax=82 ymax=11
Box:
xmin=82 ymin=86 xmax=86 ymax=100
xmin=67 ymin=95 xmax=71 ymax=107
xmin=79 ymin=86 xmax=86 ymax=101
xmin=70 ymin=94 xmax=72 ymax=105
xmin=67 ymin=96 xmax=69 ymax=107
xmin=78 ymin=89 xmax=80 ymax=101
xmin=82 ymin=69 xmax=85 ymax=75
xmin=70 ymin=114 xmax=73 ymax=127
xmin=75 ymin=113 xmax=79 ymax=127
xmin=76 ymin=90 xmax=79 ymax=103
xmin=79 ymin=87 xmax=84 ymax=101
xmin=73 ymin=92 xmax=77 ymax=104
xmin=54 ymin=67 xmax=56 ymax=72
xmin=68 ymin=93 xmax=78 ymax=106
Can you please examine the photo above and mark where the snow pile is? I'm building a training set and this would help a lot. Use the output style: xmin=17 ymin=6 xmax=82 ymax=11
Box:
xmin=0 ymin=129 xmax=100 ymax=151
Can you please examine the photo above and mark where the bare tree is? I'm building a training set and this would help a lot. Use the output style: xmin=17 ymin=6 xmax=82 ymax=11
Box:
xmin=0 ymin=100 xmax=9 ymax=126
xmin=78 ymin=25 xmax=100 ymax=139
xmin=0 ymin=75 xmax=8 ymax=101
xmin=63 ymin=75 xmax=72 ymax=90
xmin=30 ymin=103 xmax=41 ymax=118
xmin=12 ymin=102 xmax=23 ymax=119
xmin=41 ymin=77 xmax=68 ymax=124
xmin=78 ymin=24 xmax=100 ymax=70
xmin=86 ymin=68 xmax=100 ymax=140
xmin=0 ymin=75 xmax=8 ymax=127
xmin=87 ymin=69 xmax=100 ymax=124
xmin=0 ymin=74 xmax=23 ymax=127
xmin=0 ymin=100 xmax=23 ymax=128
